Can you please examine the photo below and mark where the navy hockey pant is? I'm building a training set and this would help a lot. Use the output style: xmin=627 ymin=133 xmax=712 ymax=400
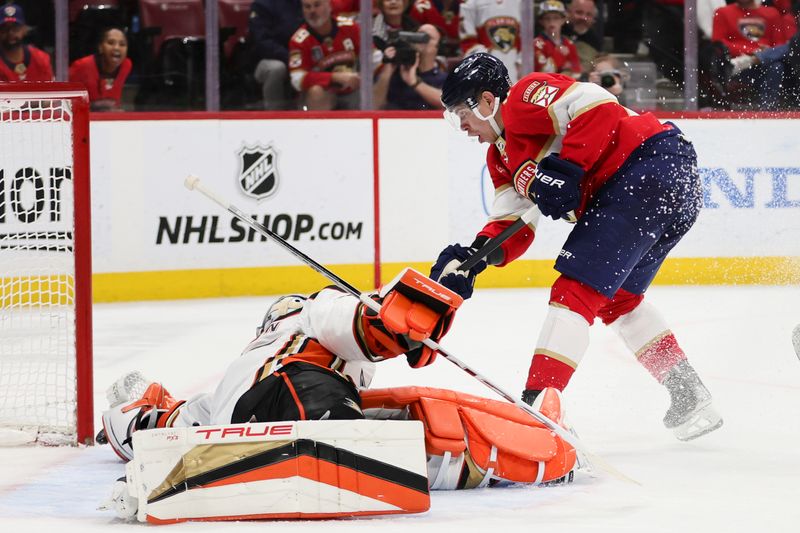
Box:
xmin=554 ymin=126 xmax=701 ymax=298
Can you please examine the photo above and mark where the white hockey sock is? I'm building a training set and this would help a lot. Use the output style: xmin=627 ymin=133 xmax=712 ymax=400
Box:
xmin=612 ymin=302 xmax=687 ymax=382
xmin=526 ymin=306 xmax=590 ymax=391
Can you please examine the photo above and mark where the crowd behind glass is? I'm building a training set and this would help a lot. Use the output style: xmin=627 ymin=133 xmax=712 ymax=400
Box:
xmin=1 ymin=0 xmax=797 ymax=112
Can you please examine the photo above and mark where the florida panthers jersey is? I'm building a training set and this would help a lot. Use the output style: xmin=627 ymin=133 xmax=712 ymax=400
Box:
xmin=410 ymin=0 xmax=460 ymax=40
xmin=459 ymin=0 xmax=521 ymax=82
xmin=533 ymin=35 xmax=581 ymax=76
xmin=477 ymin=73 xmax=670 ymax=265
xmin=0 ymin=45 xmax=54 ymax=82
xmin=288 ymin=17 xmax=360 ymax=94
xmin=176 ymin=288 xmax=382 ymax=426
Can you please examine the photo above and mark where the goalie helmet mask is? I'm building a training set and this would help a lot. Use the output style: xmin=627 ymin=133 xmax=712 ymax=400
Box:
xmin=441 ymin=53 xmax=511 ymax=138
xmin=256 ymin=294 xmax=307 ymax=337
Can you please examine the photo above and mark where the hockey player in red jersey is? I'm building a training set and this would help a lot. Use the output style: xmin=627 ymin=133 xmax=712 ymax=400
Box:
xmin=432 ymin=53 xmax=723 ymax=441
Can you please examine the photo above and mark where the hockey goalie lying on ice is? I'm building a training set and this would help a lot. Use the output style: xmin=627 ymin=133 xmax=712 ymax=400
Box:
xmin=96 ymin=269 xmax=577 ymax=523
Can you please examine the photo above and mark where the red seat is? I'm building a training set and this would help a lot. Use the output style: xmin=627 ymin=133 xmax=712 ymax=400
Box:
xmin=138 ymin=0 xmax=206 ymax=56
xmin=69 ymin=0 xmax=121 ymax=22
xmin=218 ymin=0 xmax=251 ymax=60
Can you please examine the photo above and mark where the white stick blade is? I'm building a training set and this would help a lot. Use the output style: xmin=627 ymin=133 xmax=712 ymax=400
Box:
xmin=184 ymin=175 xmax=200 ymax=190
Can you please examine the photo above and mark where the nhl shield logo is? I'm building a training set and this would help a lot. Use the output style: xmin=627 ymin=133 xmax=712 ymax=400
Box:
xmin=237 ymin=144 xmax=279 ymax=200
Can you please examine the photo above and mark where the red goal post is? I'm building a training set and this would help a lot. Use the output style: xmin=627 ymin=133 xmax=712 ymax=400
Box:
xmin=0 ymin=83 xmax=93 ymax=445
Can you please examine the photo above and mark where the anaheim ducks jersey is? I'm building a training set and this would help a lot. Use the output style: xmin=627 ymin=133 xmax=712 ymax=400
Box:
xmin=189 ymin=288 xmax=384 ymax=426
xmin=288 ymin=17 xmax=360 ymax=94
xmin=459 ymin=0 xmax=521 ymax=82
xmin=476 ymin=73 xmax=670 ymax=266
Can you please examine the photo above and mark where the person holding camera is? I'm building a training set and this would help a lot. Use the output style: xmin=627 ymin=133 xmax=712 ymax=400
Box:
xmin=587 ymin=53 xmax=627 ymax=104
xmin=288 ymin=0 xmax=361 ymax=111
xmin=374 ymin=24 xmax=446 ymax=110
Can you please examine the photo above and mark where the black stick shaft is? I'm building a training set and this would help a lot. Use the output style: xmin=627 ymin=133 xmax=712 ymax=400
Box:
xmin=457 ymin=216 xmax=527 ymax=270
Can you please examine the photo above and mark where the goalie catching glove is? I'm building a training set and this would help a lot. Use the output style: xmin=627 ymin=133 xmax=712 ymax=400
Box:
xmin=359 ymin=268 xmax=462 ymax=368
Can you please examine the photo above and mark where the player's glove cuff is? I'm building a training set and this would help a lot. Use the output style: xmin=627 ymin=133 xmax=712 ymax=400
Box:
xmin=530 ymin=154 xmax=583 ymax=220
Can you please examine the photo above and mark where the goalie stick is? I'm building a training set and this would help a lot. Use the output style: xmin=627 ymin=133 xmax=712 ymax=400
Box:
xmin=793 ymin=324 xmax=800 ymax=360
xmin=184 ymin=175 xmax=638 ymax=485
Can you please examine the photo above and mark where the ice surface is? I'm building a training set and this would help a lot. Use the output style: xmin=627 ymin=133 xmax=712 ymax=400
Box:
xmin=1 ymin=285 xmax=799 ymax=532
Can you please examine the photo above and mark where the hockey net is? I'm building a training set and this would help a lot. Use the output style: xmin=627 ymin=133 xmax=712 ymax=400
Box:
xmin=0 ymin=84 xmax=93 ymax=446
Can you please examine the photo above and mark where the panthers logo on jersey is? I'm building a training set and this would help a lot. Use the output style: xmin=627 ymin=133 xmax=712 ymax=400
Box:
xmin=738 ymin=17 xmax=765 ymax=41
xmin=485 ymin=16 xmax=519 ymax=52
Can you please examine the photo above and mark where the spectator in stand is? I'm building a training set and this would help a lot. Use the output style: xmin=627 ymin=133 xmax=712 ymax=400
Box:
xmin=459 ymin=0 xmax=521 ymax=82
xmin=374 ymin=0 xmax=420 ymax=41
xmin=534 ymin=0 xmax=581 ymax=78
xmin=331 ymin=0 xmax=359 ymax=20
xmin=563 ymin=0 xmax=602 ymax=73
xmin=587 ymin=53 xmax=628 ymax=105
xmin=409 ymin=0 xmax=461 ymax=57
xmin=0 ymin=3 xmax=52 ymax=82
xmin=773 ymin=0 xmax=798 ymax=36
xmin=68 ymin=27 xmax=132 ymax=111
xmin=289 ymin=0 xmax=361 ymax=110
xmin=712 ymin=0 xmax=789 ymax=109
xmin=374 ymin=23 xmax=446 ymax=109
xmin=250 ymin=0 xmax=304 ymax=110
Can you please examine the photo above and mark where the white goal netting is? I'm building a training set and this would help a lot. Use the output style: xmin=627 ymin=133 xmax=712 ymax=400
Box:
xmin=0 ymin=96 xmax=83 ymax=445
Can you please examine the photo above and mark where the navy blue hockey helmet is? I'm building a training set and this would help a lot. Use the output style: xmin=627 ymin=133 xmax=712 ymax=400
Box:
xmin=441 ymin=53 xmax=512 ymax=110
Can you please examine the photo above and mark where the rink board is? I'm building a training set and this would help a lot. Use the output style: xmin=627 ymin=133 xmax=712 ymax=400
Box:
xmin=20 ymin=114 xmax=797 ymax=300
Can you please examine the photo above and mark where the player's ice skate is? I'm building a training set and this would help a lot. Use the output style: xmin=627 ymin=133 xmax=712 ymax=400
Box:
xmin=662 ymin=361 xmax=723 ymax=441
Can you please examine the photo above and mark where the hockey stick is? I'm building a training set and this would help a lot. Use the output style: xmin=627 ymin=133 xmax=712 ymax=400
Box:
xmin=793 ymin=324 xmax=800 ymax=360
xmin=456 ymin=205 xmax=539 ymax=271
xmin=184 ymin=175 xmax=638 ymax=485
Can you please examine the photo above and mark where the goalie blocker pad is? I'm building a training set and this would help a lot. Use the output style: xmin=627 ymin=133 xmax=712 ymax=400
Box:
xmin=125 ymin=419 xmax=429 ymax=524
xmin=361 ymin=386 xmax=577 ymax=489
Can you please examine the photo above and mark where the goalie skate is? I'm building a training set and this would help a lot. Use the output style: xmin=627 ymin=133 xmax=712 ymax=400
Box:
xmin=662 ymin=361 xmax=723 ymax=441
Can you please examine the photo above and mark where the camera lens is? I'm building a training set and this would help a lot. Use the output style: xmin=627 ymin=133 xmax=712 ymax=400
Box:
xmin=600 ymin=74 xmax=616 ymax=88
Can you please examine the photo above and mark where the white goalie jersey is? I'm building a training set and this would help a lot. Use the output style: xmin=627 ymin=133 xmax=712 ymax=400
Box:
xmin=175 ymin=287 xmax=380 ymax=427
